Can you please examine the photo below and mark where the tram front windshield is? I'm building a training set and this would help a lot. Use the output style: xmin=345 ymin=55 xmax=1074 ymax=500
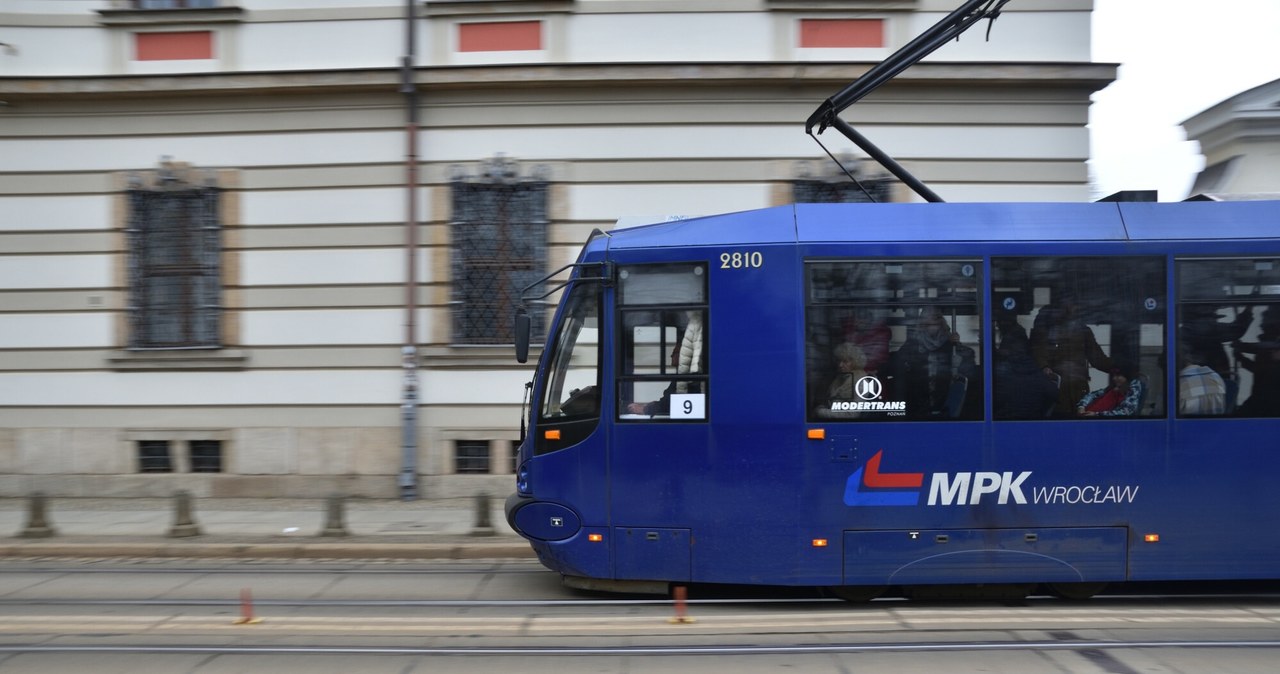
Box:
xmin=540 ymin=282 xmax=602 ymax=420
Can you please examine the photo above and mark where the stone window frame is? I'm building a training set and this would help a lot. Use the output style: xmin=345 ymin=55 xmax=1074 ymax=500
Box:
xmin=109 ymin=162 xmax=246 ymax=371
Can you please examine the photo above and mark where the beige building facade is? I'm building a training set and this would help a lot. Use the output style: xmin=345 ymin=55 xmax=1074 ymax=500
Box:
xmin=0 ymin=0 xmax=1114 ymax=498
xmin=1184 ymin=77 xmax=1280 ymax=198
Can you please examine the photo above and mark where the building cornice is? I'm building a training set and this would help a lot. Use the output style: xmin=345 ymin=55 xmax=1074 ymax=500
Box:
xmin=96 ymin=6 xmax=246 ymax=27
xmin=0 ymin=61 xmax=1117 ymax=101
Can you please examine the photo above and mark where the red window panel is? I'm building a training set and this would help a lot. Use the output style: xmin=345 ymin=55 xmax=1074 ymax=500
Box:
xmin=134 ymin=31 xmax=214 ymax=60
xmin=799 ymin=19 xmax=885 ymax=49
xmin=457 ymin=21 xmax=542 ymax=52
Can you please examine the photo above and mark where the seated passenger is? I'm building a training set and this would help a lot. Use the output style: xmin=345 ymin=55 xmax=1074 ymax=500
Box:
xmin=841 ymin=309 xmax=890 ymax=376
xmin=1178 ymin=348 xmax=1227 ymax=416
xmin=819 ymin=342 xmax=868 ymax=418
xmin=1076 ymin=363 xmax=1144 ymax=417
xmin=892 ymin=308 xmax=976 ymax=418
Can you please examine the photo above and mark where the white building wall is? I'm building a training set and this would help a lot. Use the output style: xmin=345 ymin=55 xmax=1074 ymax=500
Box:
xmin=0 ymin=0 xmax=1109 ymax=497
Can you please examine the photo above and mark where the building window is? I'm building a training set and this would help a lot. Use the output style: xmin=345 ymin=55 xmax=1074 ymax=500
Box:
xmin=455 ymin=440 xmax=492 ymax=474
xmin=189 ymin=440 xmax=223 ymax=473
xmin=138 ymin=441 xmax=174 ymax=473
xmin=126 ymin=162 xmax=222 ymax=350
xmin=793 ymin=159 xmax=893 ymax=203
xmin=450 ymin=156 xmax=549 ymax=345
xmin=134 ymin=31 xmax=215 ymax=61
xmin=135 ymin=0 xmax=219 ymax=8
xmin=799 ymin=19 xmax=884 ymax=49
xmin=458 ymin=21 xmax=543 ymax=52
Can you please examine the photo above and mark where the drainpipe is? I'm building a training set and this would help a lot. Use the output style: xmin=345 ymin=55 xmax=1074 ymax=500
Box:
xmin=398 ymin=0 xmax=420 ymax=500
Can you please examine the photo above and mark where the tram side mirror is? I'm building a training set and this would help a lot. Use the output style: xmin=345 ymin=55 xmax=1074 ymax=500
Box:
xmin=514 ymin=306 xmax=531 ymax=363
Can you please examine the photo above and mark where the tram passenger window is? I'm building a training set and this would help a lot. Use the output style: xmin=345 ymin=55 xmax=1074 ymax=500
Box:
xmin=991 ymin=257 xmax=1165 ymax=420
xmin=617 ymin=263 xmax=709 ymax=421
xmin=805 ymin=260 xmax=982 ymax=422
xmin=1177 ymin=258 xmax=1280 ymax=417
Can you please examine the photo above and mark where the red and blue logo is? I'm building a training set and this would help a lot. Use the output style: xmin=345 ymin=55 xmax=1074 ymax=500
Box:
xmin=844 ymin=450 xmax=923 ymax=506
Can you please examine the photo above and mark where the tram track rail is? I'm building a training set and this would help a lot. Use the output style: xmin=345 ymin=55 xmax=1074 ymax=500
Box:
xmin=4 ymin=638 xmax=1280 ymax=657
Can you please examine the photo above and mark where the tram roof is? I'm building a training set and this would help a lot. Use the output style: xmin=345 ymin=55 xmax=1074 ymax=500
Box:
xmin=605 ymin=201 xmax=1280 ymax=250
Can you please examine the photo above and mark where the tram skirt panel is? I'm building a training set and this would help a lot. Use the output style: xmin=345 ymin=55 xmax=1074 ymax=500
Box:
xmin=842 ymin=527 xmax=1128 ymax=586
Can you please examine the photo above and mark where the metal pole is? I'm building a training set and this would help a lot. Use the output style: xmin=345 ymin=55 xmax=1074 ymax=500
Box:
xmin=830 ymin=117 xmax=944 ymax=203
xmin=398 ymin=0 xmax=420 ymax=500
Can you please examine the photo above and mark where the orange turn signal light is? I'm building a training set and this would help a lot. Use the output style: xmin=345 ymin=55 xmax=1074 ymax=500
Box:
xmin=588 ymin=533 xmax=604 ymax=542
xmin=1144 ymin=534 xmax=1160 ymax=543
xmin=807 ymin=428 xmax=826 ymax=440
xmin=812 ymin=538 xmax=829 ymax=547
xmin=545 ymin=429 xmax=561 ymax=440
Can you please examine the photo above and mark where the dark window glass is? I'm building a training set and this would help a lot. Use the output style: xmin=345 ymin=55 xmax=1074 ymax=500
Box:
xmin=806 ymin=260 xmax=982 ymax=421
xmin=450 ymin=159 xmax=548 ymax=345
xmin=126 ymin=178 xmax=221 ymax=349
xmin=617 ymin=264 xmax=709 ymax=422
xmin=992 ymin=256 xmax=1166 ymax=420
xmin=537 ymin=280 xmax=602 ymax=439
xmin=138 ymin=441 xmax=173 ymax=473
xmin=455 ymin=440 xmax=491 ymax=475
xmin=136 ymin=1 xmax=217 ymax=8
xmin=1177 ymin=257 xmax=1280 ymax=417
xmin=793 ymin=178 xmax=892 ymax=203
xmin=189 ymin=440 xmax=223 ymax=473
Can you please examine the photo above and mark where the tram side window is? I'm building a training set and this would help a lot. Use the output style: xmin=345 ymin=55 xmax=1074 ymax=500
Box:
xmin=991 ymin=256 xmax=1165 ymax=420
xmin=805 ymin=260 xmax=983 ymax=422
xmin=617 ymin=263 xmax=708 ymax=421
xmin=1177 ymin=258 xmax=1280 ymax=417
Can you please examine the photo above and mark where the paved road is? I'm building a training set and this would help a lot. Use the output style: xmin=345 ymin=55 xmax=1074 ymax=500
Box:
xmin=2 ymin=559 xmax=1280 ymax=673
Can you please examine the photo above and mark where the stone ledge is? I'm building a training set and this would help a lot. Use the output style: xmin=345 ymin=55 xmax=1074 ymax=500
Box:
xmin=108 ymin=348 xmax=249 ymax=371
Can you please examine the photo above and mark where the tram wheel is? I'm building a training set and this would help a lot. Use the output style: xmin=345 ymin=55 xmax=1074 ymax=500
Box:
xmin=827 ymin=585 xmax=886 ymax=602
xmin=1047 ymin=582 xmax=1108 ymax=600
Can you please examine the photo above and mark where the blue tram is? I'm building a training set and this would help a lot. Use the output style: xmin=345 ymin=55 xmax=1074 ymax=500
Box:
xmin=506 ymin=199 xmax=1280 ymax=598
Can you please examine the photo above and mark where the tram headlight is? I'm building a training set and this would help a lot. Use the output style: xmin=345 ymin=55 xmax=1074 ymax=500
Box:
xmin=517 ymin=464 xmax=531 ymax=495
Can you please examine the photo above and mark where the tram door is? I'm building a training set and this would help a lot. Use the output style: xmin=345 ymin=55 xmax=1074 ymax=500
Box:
xmin=609 ymin=262 xmax=709 ymax=582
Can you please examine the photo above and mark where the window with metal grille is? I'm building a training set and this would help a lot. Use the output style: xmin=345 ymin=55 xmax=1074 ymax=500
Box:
xmin=138 ymin=440 xmax=174 ymax=473
xmin=135 ymin=0 xmax=219 ymax=8
xmin=793 ymin=178 xmax=892 ymax=203
xmin=126 ymin=166 xmax=222 ymax=349
xmin=455 ymin=440 xmax=491 ymax=475
xmin=189 ymin=440 xmax=223 ymax=473
xmin=450 ymin=156 xmax=548 ymax=345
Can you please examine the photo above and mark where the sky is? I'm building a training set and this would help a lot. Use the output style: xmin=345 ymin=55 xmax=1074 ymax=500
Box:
xmin=1088 ymin=0 xmax=1280 ymax=201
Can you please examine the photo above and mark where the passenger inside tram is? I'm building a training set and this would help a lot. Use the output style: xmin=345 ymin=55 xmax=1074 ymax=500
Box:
xmin=1234 ymin=306 xmax=1280 ymax=417
xmin=891 ymin=307 xmax=976 ymax=419
xmin=1030 ymin=297 xmax=1113 ymax=417
xmin=1076 ymin=362 xmax=1144 ymax=417
xmin=1177 ymin=345 xmax=1227 ymax=416
xmin=993 ymin=312 xmax=1059 ymax=419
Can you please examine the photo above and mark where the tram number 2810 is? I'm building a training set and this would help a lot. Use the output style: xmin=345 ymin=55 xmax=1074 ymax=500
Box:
xmin=720 ymin=251 xmax=764 ymax=269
